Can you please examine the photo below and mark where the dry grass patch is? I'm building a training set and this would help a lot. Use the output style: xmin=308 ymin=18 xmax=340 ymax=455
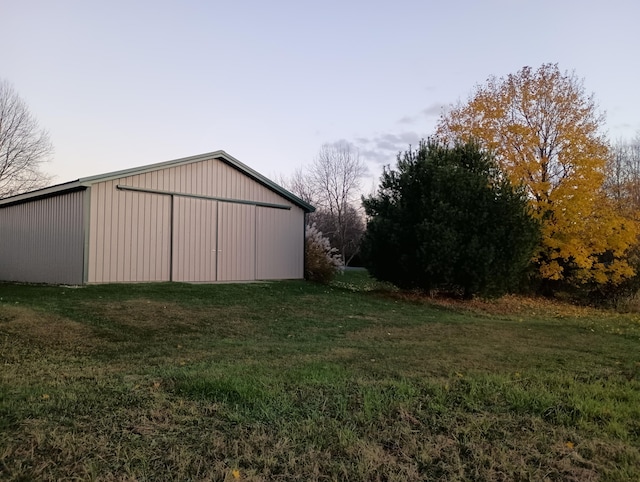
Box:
xmin=391 ymin=292 xmax=608 ymax=319
xmin=0 ymin=304 xmax=100 ymax=354
xmin=84 ymin=299 xmax=255 ymax=337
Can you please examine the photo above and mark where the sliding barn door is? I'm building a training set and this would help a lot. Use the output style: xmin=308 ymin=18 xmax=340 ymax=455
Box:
xmin=172 ymin=197 xmax=218 ymax=282
xmin=217 ymin=203 xmax=256 ymax=281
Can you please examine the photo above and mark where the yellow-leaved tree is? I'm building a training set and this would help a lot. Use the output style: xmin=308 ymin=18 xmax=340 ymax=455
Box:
xmin=437 ymin=63 xmax=638 ymax=287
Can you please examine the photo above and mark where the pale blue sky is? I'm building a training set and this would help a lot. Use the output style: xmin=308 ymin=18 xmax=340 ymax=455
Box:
xmin=3 ymin=1 xmax=639 ymax=188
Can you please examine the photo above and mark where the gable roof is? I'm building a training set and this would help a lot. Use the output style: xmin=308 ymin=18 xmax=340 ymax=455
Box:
xmin=0 ymin=150 xmax=315 ymax=212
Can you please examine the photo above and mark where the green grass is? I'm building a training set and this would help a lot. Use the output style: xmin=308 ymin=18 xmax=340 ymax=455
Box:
xmin=1 ymin=271 xmax=639 ymax=481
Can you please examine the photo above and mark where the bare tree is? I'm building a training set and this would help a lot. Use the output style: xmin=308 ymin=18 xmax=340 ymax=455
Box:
xmin=0 ymin=80 xmax=53 ymax=198
xmin=309 ymin=142 xmax=367 ymax=264
xmin=277 ymin=142 xmax=368 ymax=265
xmin=279 ymin=167 xmax=318 ymax=206
xmin=312 ymin=203 xmax=365 ymax=265
xmin=605 ymin=135 xmax=640 ymax=215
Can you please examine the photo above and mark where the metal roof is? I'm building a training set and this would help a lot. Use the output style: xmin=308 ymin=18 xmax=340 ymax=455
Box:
xmin=0 ymin=150 xmax=315 ymax=212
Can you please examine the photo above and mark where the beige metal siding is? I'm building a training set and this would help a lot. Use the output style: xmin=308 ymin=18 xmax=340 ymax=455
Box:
xmin=88 ymin=181 xmax=171 ymax=283
xmin=87 ymin=156 xmax=305 ymax=283
xmin=217 ymin=202 xmax=256 ymax=281
xmin=172 ymin=197 xmax=217 ymax=281
xmin=0 ymin=191 xmax=84 ymax=284
xmin=119 ymin=157 xmax=290 ymax=207
xmin=256 ymin=206 xmax=305 ymax=279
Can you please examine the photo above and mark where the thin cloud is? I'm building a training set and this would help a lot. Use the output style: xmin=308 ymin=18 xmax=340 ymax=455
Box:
xmin=397 ymin=115 xmax=418 ymax=125
xmin=359 ymin=148 xmax=392 ymax=165
xmin=322 ymin=138 xmax=358 ymax=150
xmin=422 ymin=102 xmax=447 ymax=117
xmin=397 ymin=102 xmax=447 ymax=125
xmin=355 ymin=131 xmax=423 ymax=165
xmin=376 ymin=132 xmax=421 ymax=147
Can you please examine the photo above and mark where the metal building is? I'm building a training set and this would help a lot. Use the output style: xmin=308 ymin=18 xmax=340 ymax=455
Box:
xmin=0 ymin=151 xmax=314 ymax=284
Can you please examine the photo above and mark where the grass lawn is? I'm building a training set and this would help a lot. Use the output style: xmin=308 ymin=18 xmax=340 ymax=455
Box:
xmin=1 ymin=271 xmax=639 ymax=481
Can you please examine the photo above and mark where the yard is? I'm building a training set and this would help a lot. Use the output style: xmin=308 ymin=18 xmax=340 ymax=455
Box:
xmin=1 ymin=271 xmax=639 ymax=481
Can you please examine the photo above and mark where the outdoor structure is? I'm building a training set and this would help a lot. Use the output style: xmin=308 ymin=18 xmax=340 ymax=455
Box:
xmin=0 ymin=151 xmax=314 ymax=284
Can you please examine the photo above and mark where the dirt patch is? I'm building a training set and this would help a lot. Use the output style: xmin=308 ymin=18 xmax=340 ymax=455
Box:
xmin=0 ymin=304 xmax=100 ymax=353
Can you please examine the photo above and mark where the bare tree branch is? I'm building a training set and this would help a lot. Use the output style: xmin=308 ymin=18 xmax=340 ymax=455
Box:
xmin=275 ymin=167 xmax=319 ymax=206
xmin=0 ymin=79 xmax=53 ymax=198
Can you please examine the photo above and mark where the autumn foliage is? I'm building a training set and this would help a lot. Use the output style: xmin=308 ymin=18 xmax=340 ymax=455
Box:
xmin=437 ymin=64 xmax=638 ymax=287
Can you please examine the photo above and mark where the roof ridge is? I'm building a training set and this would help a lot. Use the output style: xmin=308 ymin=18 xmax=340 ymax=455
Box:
xmin=0 ymin=150 xmax=315 ymax=213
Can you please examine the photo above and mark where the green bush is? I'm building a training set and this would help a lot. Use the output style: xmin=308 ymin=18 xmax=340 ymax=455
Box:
xmin=361 ymin=139 xmax=539 ymax=297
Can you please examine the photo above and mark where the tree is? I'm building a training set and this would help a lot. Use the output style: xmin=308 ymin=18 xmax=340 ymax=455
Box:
xmin=437 ymin=64 xmax=638 ymax=288
xmin=279 ymin=167 xmax=317 ymax=205
xmin=280 ymin=142 xmax=367 ymax=265
xmin=0 ymin=80 xmax=53 ymax=198
xmin=605 ymin=136 xmax=640 ymax=216
xmin=308 ymin=142 xmax=367 ymax=265
xmin=361 ymin=139 xmax=539 ymax=298
xmin=312 ymin=204 xmax=365 ymax=265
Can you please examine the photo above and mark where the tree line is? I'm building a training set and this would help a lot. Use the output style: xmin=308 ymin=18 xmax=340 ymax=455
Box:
xmin=295 ymin=64 xmax=640 ymax=299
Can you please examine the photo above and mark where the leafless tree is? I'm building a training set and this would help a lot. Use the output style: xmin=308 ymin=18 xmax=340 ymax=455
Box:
xmin=605 ymin=136 xmax=640 ymax=215
xmin=309 ymin=142 xmax=367 ymax=264
xmin=0 ymin=80 xmax=53 ymax=198
xmin=277 ymin=141 xmax=368 ymax=265
xmin=312 ymin=204 xmax=365 ymax=265
xmin=278 ymin=167 xmax=318 ymax=206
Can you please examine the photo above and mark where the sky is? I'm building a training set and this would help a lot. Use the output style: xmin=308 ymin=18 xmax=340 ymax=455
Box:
xmin=3 ymin=0 xmax=640 ymax=190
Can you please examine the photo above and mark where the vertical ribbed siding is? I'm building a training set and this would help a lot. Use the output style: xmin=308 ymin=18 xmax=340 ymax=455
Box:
xmin=172 ymin=197 xmax=217 ymax=282
xmin=87 ymin=156 xmax=306 ymax=283
xmin=256 ymin=206 xmax=305 ymax=279
xmin=0 ymin=191 xmax=84 ymax=284
xmin=217 ymin=202 xmax=256 ymax=281
xmin=88 ymin=181 xmax=171 ymax=283
xmin=121 ymin=158 xmax=290 ymax=207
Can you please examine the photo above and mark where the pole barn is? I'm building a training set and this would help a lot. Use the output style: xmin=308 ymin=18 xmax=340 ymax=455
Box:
xmin=0 ymin=151 xmax=314 ymax=284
